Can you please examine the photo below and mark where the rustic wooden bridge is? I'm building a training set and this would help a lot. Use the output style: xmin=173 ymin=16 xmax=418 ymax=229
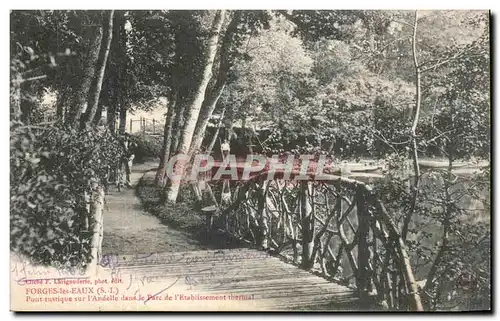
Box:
xmin=97 ymin=163 xmax=424 ymax=311
xmin=192 ymin=165 xmax=424 ymax=311
xmin=107 ymin=248 xmax=362 ymax=311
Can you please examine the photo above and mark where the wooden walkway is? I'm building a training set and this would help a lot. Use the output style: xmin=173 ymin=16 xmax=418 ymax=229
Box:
xmin=99 ymin=164 xmax=365 ymax=311
xmin=103 ymin=248 xmax=362 ymax=311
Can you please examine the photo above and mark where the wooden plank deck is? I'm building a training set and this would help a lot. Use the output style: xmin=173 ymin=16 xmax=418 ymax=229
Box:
xmin=104 ymin=248 xmax=362 ymax=311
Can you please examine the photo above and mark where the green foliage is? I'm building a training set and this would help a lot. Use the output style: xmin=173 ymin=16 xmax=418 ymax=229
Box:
xmin=130 ymin=133 xmax=162 ymax=163
xmin=419 ymin=30 xmax=490 ymax=161
xmin=221 ymin=22 xmax=315 ymax=150
xmin=10 ymin=121 xmax=124 ymax=268
xmin=11 ymin=11 xmax=103 ymax=102
xmin=280 ymin=10 xmax=387 ymax=43
xmin=122 ymin=10 xmax=177 ymax=109
xmin=417 ymin=171 xmax=490 ymax=310
xmin=369 ymin=12 xmax=490 ymax=311
xmin=372 ymin=165 xmax=490 ymax=311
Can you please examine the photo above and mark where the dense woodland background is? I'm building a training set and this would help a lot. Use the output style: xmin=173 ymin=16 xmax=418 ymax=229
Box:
xmin=10 ymin=10 xmax=490 ymax=311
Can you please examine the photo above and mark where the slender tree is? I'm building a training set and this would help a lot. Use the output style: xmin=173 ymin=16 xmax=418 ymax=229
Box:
xmin=402 ymin=10 xmax=422 ymax=241
xmin=155 ymin=91 xmax=177 ymax=185
xmin=84 ymin=10 xmax=114 ymax=127
xmin=67 ymin=11 xmax=104 ymax=126
xmin=166 ymin=10 xmax=226 ymax=202
xmin=189 ymin=11 xmax=241 ymax=154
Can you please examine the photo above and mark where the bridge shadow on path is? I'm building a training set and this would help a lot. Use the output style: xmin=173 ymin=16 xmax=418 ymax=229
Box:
xmin=135 ymin=170 xmax=251 ymax=251
xmin=101 ymin=162 xmax=250 ymax=257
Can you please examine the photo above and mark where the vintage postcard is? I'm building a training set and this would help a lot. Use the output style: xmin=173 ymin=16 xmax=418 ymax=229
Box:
xmin=10 ymin=9 xmax=491 ymax=312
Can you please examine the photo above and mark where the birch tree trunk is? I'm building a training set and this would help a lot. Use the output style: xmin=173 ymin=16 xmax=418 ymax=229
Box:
xmin=93 ymin=104 xmax=104 ymax=125
xmin=161 ymin=29 xmax=184 ymax=161
xmin=170 ymin=101 xmax=186 ymax=154
xmin=155 ymin=92 xmax=177 ymax=186
xmin=166 ymin=10 xmax=226 ymax=203
xmin=89 ymin=185 xmax=105 ymax=272
xmin=105 ymin=11 xmax=126 ymax=134
xmin=84 ymin=10 xmax=114 ymax=127
xmin=68 ymin=12 xmax=104 ymax=126
xmin=189 ymin=83 xmax=226 ymax=153
xmin=402 ymin=10 xmax=422 ymax=241
xmin=423 ymin=157 xmax=453 ymax=302
xmin=189 ymin=11 xmax=241 ymax=153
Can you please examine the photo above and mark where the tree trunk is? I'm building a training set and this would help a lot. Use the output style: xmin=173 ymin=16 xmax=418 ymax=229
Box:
xmin=89 ymin=185 xmax=105 ymax=272
xmin=189 ymin=82 xmax=226 ymax=153
xmin=424 ymin=157 xmax=453 ymax=301
xmin=167 ymin=25 xmax=185 ymax=156
xmin=93 ymin=104 xmax=104 ymax=125
xmin=119 ymin=107 xmax=127 ymax=134
xmin=155 ymin=92 xmax=177 ymax=186
xmin=107 ymin=104 xmax=117 ymax=133
xmin=248 ymin=127 xmax=254 ymax=154
xmin=19 ymin=82 xmax=39 ymax=124
xmin=402 ymin=10 xmax=422 ymax=241
xmin=84 ymin=10 xmax=114 ymax=127
xmin=10 ymin=73 xmax=22 ymax=121
xmin=207 ymin=105 xmax=227 ymax=153
xmin=56 ymin=89 xmax=70 ymax=122
xmin=189 ymin=11 xmax=241 ymax=153
xmin=105 ymin=11 xmax=126 ymax=134
xmin=68 ymin=12 xmax=104 ymax=126
xmin=170 ymin=101 xmax=186 ymax=154
xmin=166 ymin=10 xmax=226 ymax=203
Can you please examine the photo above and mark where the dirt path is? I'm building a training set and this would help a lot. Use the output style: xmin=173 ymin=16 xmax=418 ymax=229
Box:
xmin=101 ymin=162 xmax=206 ymax=255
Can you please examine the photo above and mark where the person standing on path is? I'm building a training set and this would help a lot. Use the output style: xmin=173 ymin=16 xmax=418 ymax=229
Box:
xmin=120 ymin=133 xmax=137 ymax=188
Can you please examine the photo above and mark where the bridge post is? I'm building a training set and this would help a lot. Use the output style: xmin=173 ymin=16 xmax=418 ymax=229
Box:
xmin=373 ymin=199 xmax=424 ymax=311
xmin=356 ymin=185 xmax=371 ymax=302
xmin=300 ymin=181 xmax=315 ymax=270
xmin=257 ymin=181 xmax=269 ymax=249
xmin=221 ymin=141 xmax=232 ymax=230
xmin=201 ymin=205 xmax=217 ymax=232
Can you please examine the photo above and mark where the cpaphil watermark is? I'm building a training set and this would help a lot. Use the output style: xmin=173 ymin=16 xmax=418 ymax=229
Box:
xmin=165 ymin=154 xmax=336 ymax=182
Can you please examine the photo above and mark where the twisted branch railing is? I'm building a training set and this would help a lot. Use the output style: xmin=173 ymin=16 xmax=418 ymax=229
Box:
xmin=205 ymin=172 xmax=423 ymax=311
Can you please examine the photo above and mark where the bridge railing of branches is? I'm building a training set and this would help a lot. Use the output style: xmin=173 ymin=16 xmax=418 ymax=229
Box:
xmin=207 ymin=173 xmax=424 ymax=311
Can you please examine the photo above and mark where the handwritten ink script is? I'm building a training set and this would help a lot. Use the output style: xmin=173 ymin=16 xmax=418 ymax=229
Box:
xmin=11 ymin=250 xmax=271 ymax=310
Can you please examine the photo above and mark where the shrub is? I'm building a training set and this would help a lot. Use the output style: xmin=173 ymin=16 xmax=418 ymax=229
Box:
xmin=10 ymin=121 xmax=124 ymax=269
xmin=130 ymin=133 xmax=162 ymax=163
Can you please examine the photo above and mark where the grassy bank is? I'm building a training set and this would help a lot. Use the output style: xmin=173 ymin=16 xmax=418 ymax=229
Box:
xmin=135 ymin=174 xmax=204 ymax=233
xmin=135 ymin=173 xmax=248 ymax=249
